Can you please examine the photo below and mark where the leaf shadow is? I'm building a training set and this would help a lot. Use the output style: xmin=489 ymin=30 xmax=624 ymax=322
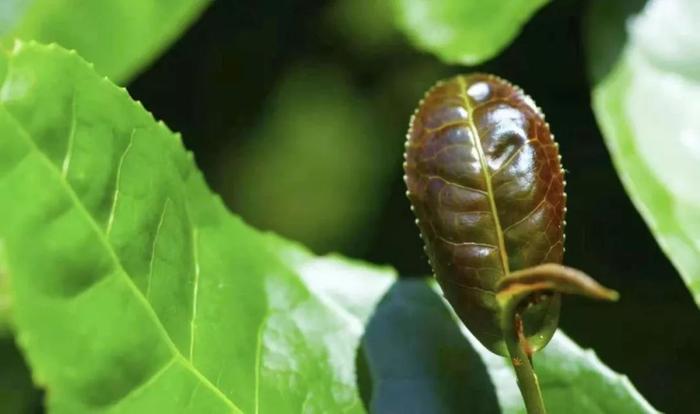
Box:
xmin=356 ymin=279 xmax=500 ymax=414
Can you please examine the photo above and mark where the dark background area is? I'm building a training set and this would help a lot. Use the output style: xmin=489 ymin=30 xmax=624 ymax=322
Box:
xmin=7 ymin=0 xmax=696 ymax=412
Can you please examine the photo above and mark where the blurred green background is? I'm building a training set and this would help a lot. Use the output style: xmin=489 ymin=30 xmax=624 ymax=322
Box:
xmin=2 ymin=0 xmax=698 ymax=412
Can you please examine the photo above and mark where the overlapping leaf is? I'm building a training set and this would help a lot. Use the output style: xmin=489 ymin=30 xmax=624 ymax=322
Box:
xmin=0 ymin=0 xmax=210 ymax=83
xmin=280 ymin=244 xmax=657 ymax=413
xmin=390 ymin=0 xmax=549 ymax=65
xmin=588 ymin=0 xmax=700 ymax=307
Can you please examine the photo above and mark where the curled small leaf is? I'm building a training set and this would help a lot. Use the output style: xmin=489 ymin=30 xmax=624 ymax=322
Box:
xmin=497 ymin=263 xmax=619 ymax=307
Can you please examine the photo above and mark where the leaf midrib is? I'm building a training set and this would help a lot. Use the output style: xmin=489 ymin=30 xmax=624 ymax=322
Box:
xmin=2 ymin=103 xmax=242 ymax=413
xmin=456 ymin=76 xmax=510 ymax=275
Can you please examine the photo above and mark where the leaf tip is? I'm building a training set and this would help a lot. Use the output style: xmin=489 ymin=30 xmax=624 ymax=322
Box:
xmin=604 ymin=288 xmax=620 ymax=302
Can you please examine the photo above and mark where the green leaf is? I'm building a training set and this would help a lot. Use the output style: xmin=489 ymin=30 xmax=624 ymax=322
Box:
xmin=279 ymin=241 xmax=655 ymax=413
xmin=470 ymin=316 xmax=657 ymax=413
xmin=0 ymin=0 xmax=210 ymax=83
xmin=390 ymin=0 xmax=549 ymax=65
xmin=325 ymin=0 xmax=400 ymax=54
xmin=304 ymin=268 xmax=657 ymax=413
xmin=0 ymin=41 xmax=388 ymax=413
xmin=588 ymin=0 xmax=700 ymax=306
xmin=359 ymin=280 xmax=503 ymax=413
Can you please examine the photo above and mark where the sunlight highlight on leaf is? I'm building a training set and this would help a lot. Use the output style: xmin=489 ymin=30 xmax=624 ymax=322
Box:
xmin=391 ymin=0 xmax=549 ymax=65
xmin=0 ymin=0 xmax=210 ymax=83
xmin=589 ymin=0 xmax=700 ymax=306
xmin=0 ymin=42 xmax=371 ymax=413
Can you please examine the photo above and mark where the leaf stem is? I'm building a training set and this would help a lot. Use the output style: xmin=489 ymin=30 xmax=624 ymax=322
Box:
xmin=496 ymin=263 xmax=620 ymax=414
xmin=501 ymin=296 xmax=548 ymax=414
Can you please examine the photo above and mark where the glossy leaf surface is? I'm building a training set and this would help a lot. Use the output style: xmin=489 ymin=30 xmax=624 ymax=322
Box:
xmin=272 ymin=240 xmax=656 ymax=413
xmin=588 ymin=0 xmax=700 ymax=306
xmin=300 ymin=260 xmax=657 ymax=414
xmin=390 ymin=0 xmax=549 ymax=65
xmin=0 ymin=41 xmax=377 ymax=413
xmin=0 ymin=0 xmax=210 ymax=83
xmin=469 ymin=321 xmax=657 ymax=413
xmin=404 ymin=74 xmax=565 ymax=355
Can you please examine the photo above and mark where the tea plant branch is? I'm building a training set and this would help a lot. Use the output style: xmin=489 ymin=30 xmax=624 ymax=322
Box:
xmin=403 ymin=74 xmax=628 ymax=412
xmin=496 ymin=263 xmax=619 ymax=414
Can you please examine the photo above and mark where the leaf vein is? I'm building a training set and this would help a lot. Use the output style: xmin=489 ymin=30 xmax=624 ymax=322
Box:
xmin=424 ymin=175 xmax=487 ymax=196
xmin=456 ymin=76 xmax=510 ymax=274
xmin=3 ymin=109 xmax=242 ymax=413
xmin=106 ymin=129 xmax=136 ymax=236
xmin=254 ymin=314 xmax=269 ymax=414
xmin=188 ymin=227 xmax=200 ymax=362
xmin=60 ymin=92 xmax=77 ymax=178
xmin=146 ymin=198 xmax=170 ymax=300
xmin=111 ymin=357 xmax=177 ymax=406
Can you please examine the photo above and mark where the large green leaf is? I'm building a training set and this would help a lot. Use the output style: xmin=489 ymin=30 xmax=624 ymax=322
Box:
xmin=588 ymin=0 xmax=700 ymax=306
xmin=0 ymin=41 xmax=386 ymax=413
xmin=390 ymin=0 xmax=549 ymax=65
xmin=471 ymin=319 xmax=657 ymax=413
xmin=353 ymin=281 xmax=656 ymax=413
xmin=0 ymin=0 xmax=210 ymax=83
